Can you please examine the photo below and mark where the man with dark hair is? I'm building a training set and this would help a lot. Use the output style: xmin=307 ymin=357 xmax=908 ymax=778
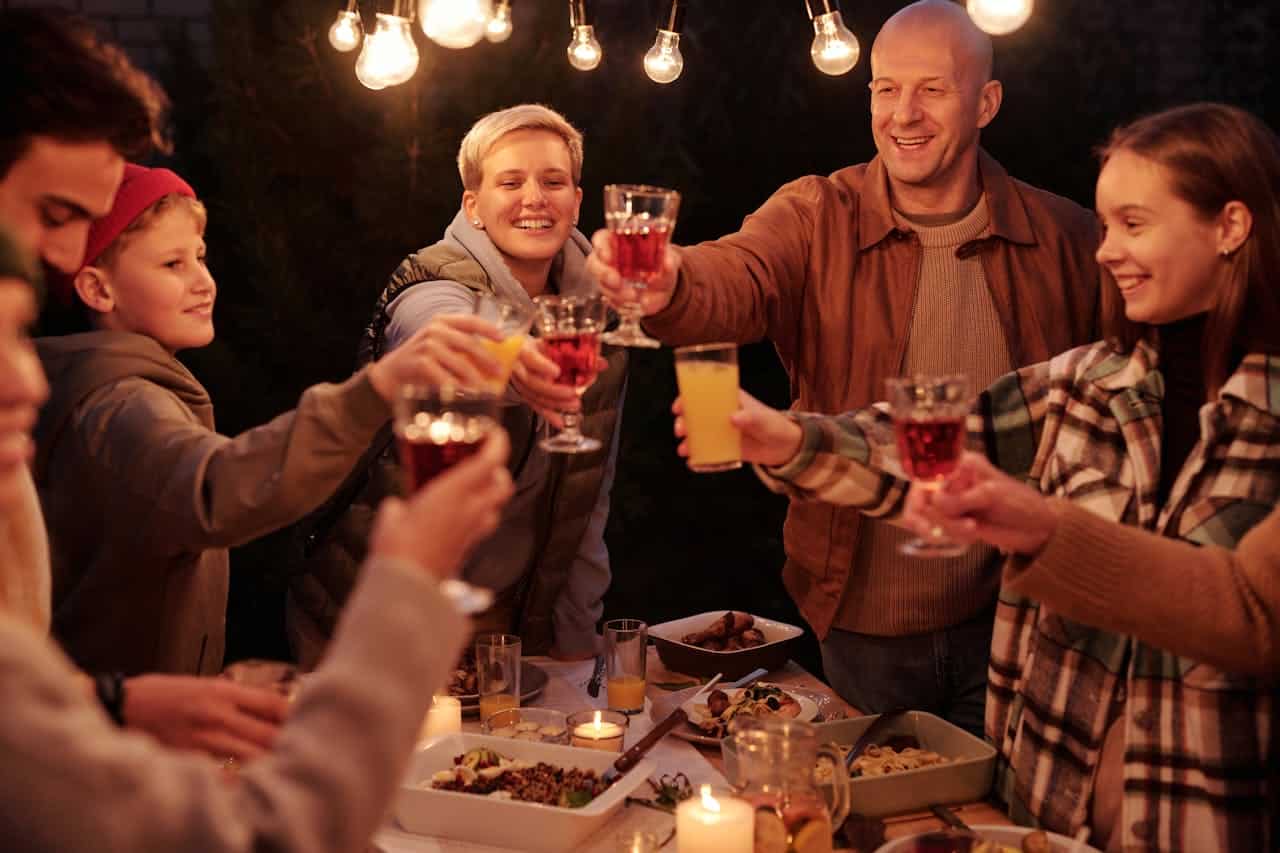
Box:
xmin=0 ymin=9 xmax=169 ymax=275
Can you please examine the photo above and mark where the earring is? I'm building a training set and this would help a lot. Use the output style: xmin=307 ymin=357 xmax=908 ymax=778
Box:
xmin=472 ymin=219 xmax=484 ymax=229
xmin=1220 ymin=248 xmax=1231 ymax=258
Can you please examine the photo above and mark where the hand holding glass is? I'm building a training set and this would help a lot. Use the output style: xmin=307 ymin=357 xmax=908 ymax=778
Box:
xmin=532 ymin=294 xmax=606 ymax=454
xmin=885 ymin=374 xmax=972 ymax=558
xmin=601 ymin=184 xmax=680 ymax=349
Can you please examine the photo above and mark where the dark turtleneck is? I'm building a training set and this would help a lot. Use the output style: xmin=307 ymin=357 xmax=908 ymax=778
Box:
xmin=1157 ymin=313 xmax=1208 ymax=507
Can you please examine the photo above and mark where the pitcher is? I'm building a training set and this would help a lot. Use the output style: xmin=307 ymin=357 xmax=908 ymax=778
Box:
xmin=729 ymin=716 xmax=852 ymax=853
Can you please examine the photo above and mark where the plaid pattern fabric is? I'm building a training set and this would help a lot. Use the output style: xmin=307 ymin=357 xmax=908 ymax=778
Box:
xmin=760 ymin=340 xmax=1280 ymax=850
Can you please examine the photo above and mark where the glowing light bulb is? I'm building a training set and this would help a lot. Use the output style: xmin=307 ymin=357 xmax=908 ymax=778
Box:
xmin=643 ymin=29 xmax=683 ymax=84
xmin=810 ymin=10 xmax=859 ymax=76
xmin=485 ymin=1 xmax=512 ymax=43
xmin=328 ymin=8 xmax=363 ymax=52
xmin=967 ymin=0 xmax=1033 ymax=35
xmin=420 ymin=0 xmax=492 ymax=49
xmin=566 ymin=24 xmax=601 ymax=71
xmin=355 ymin=12 xmax=419 ymax=90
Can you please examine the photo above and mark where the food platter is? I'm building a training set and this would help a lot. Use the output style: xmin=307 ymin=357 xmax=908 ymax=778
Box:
xmin=658 ymin=681 xmax=819 ymax=746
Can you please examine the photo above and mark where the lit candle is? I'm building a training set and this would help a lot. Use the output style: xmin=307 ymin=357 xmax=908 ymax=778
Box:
xmin=570 ymin=709 xmax=626 ymax=752
xmin=676 ymin=785 xmax=753 ymax=853
xmin=419 ymin=694 xmax=462 ymax=742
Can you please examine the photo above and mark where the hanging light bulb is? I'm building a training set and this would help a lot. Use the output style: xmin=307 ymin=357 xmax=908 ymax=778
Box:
xmin=328 ymin=2 xmax=363 ymax=53
xmin=566 ymin=0 xmax=602 ymax=71
xmin=355 ymin=9 xmax=419 ymax=89
xmin=420 ymin=0 xmax=492 ymax=49
xmin=805 ymin=0 xmax=860 ymax=76
xmin=643 ymin=0 xmax=685 ymax=84
xmin=485 ymin=0 xmax=513 ymax=43
xmin=967 ymin=0 xmax=1033 ymax=35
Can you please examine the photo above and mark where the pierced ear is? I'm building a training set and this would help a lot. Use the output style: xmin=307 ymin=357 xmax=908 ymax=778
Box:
xmin=1217 ymin=200 xmax=1252 ymax=256
xmin=462 ymin=191 xmax=481 ymax=228
xmin=73 ymin=267 xmax=114 ymax=314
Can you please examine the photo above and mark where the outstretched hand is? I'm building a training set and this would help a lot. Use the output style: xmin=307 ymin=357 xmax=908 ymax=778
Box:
xmin=122 ymin=674 xmax=289 ymax=763
xmin=672 ymin=389 xmax=803 ymax=469
xmin=369 ymin=428 xmax=514 ymax=579
xmin=586 ymin=229 xmax=682 ymax=316
xmin=902 ymin=451 xmax=1061 ymax=556
xmin=367 ymin=314 xmax=504 ymax=403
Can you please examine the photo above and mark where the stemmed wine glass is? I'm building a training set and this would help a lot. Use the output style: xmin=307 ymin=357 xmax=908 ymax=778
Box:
xmin=885 ymin=374 xmax=972 ymax=558
xmin=532 ymin=294 xmax=606 ymax=453
xmin=601 ymin=184 xmax=680 ymax=349
xmin=392 ymin=385 xmax=501 ymax=492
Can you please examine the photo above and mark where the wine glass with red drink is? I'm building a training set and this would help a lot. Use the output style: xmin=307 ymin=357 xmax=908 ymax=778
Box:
xmin=885 ymin=374 xmax=972 ymax=558
xmin=533 ymin=294 xmax=607 ymax=453
xmin=601 ymin=184 xmax=680 ymax=349
xmin=393 ymin=386 xmax=501 ymax=492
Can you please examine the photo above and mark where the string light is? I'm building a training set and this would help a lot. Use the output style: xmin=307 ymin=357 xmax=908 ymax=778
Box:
xmin=328 ymin=0 xmax=363 ymax=52
xmin=805 ymin=0 xmax=860 ymax=76
xmin=643 ymin=0 xmax=685 ymax=84
xmin=420 ymin=0 xmax=492 ymax=49
xmin=967 ymin=0 xmax=1033 ymax=35
xmin=485 ymin=0 xmax=513 ymax=43
xmin=566 ymin=0 xmax=602 ymax=71
xmin=355 ymin=4 xmax=419 ymax=89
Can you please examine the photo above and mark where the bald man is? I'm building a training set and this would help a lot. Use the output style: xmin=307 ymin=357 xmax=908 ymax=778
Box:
xmin=589 ymin=0 xmax=1100 ymax=734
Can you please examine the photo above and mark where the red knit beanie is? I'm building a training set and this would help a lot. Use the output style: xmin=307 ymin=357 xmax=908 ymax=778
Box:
xmin=51 ymin=163 xmax=196 ymax=304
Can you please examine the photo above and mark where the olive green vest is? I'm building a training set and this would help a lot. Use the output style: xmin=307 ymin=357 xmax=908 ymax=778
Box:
xmin=291 ymin=243 xmax=626 ymax=655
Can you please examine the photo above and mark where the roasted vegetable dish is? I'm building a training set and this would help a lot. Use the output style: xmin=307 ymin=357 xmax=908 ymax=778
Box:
xmin=424 ymin=748 xmax=610 ymax=809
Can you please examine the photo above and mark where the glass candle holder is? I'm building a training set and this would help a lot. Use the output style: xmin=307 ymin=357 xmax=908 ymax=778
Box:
xmin=614 ymin=829 xmax=660 ymax=853
xmin=567 ymin=708 xmax=628 ymax=752
xmin=675 ymin=784 xmax=753 ymax=853
xmin=420 ymin=694 xmax=463 ymax=742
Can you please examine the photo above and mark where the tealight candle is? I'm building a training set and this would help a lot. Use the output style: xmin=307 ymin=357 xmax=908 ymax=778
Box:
xmin=568 ymin=709 xmax=627 ymax=752
xmin=676 ymin=785 xmax=753 ymax=853
xmin=420 ymin=694 xmax=462 ymax=742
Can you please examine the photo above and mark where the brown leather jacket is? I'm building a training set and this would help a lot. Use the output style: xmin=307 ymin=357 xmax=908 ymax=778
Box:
xmin=644 ymin=150 xmax=1101 ymax=638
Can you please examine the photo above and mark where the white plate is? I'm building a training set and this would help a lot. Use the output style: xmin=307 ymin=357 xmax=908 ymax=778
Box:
xmin=663 ymin=682 xmax=819 ymax=746
xmin=394 ymin=733 xmax=655 ymax=851
xmin=874 ymin=824 xmax=1103 ymax=853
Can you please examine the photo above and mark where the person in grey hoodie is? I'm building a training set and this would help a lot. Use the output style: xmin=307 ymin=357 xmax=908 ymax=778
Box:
xmin=291 ymin=104 xmax=627 ymax=664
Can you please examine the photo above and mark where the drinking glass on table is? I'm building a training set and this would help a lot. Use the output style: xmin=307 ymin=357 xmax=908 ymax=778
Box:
xmin=472 ymin=292 xmax=534 ymax=394
xmin=885 ymin=373 xmax=972 ymax=558
xmin=674 ymin=342 xmax=742 ymax=472
xmin=392 ymin=385 xmax=500 ymax=492
xmin=532 ymin=294 xmax=606 ymax=454
xmin=601 ymin=184 xmax=680 ymax=349
xmin=604 ymin=618 xmax=647 ymax=714
xmin=475 ymin=633 xmax=521 ymax=722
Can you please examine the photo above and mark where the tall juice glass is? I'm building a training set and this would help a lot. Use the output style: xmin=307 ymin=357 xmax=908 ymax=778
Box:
xmin=674 ymin=343 xmax=742 ymax=472
xmin=475 ymin=633 xmax=521 ymax=721
xmin=604 ymin=618 xmax=647 ymax=714
xmin=473 ymin=292 xmax=533 ymax=394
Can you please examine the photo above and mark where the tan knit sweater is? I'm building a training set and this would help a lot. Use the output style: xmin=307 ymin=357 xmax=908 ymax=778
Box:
xmin=0 ymin=466 xmax=51 ymax=634
xmin=834 ymin=198 xmax=1012 ymax=635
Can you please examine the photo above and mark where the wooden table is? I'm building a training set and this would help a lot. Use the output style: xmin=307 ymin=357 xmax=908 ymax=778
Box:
xmin=645 ymin=648 xmax=1013 ymax=848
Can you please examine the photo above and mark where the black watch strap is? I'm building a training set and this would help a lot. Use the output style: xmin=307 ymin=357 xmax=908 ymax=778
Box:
xmin=93 ymin=672 xmax=127 ymax=726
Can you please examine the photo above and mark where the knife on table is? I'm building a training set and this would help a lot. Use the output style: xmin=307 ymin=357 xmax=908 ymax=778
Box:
xmin=602 ymin=673 xmax=723 ymax=784
xmin=586 ymin=654 xmax=605 ymax=698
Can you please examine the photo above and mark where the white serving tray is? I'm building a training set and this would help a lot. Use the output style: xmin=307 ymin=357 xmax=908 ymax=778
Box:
xmin=394 ymin=733 xmax=655 ymax=851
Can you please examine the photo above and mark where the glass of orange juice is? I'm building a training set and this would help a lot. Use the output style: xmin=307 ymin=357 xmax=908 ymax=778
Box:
xmin=475 ymin=633 xmax=521 ymax=721
xmin=473 ymin=292 xmax=534 ymax=394
xmin=674 ymin=342 xmax=742 ymax=472
xmin=604 ymin=618 xmax=647 ymax=714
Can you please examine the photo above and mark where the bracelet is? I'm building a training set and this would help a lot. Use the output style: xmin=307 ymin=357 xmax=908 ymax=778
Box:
xmin=93 ymin=672 xmax=127 ymax=726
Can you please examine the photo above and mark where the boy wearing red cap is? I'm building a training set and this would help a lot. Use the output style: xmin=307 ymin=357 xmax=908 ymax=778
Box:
xmin=34 ymin=164 xmax=505 ymax=676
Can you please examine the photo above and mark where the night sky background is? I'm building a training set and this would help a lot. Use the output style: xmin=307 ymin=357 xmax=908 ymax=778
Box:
xmin=121 ymin=0 xmax=1279 ymax=671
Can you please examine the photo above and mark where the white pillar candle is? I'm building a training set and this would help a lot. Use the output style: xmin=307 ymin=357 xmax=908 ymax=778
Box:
xmin=420 ymin=694 xmax=462 ymax=741
xmin=676 ymin=785 xmax=753 ymax=853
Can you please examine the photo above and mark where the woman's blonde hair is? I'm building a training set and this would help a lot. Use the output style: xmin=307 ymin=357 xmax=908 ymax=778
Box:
xmin=456 ymin=104 xmax=583 ymax=191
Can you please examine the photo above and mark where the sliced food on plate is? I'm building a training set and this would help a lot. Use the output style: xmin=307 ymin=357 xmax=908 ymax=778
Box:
xmin=687 ymin=681 xmax=802 ymax=738
xmin=680 ymin=610 xmax=768 ymax=651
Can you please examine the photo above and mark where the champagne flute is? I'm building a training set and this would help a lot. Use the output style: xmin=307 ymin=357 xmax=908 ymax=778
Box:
xmin=601 ymin=184 xmax=680 ymax=349
xmin=532 ymin=294 xmax=606 ymax=453
xmin=885 ymin=374 xmax=972 ymax=558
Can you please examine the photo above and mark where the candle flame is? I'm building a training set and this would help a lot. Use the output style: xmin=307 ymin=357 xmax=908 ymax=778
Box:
xmin=699 ymin=783 xmax=720 ymax=813
xmin=593 ymin=710 xmax=602 ymax=731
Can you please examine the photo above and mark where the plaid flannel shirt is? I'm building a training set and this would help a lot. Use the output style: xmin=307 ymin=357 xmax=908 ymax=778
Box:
xmin=760 ymin=340 xmax=1280 ymax=850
